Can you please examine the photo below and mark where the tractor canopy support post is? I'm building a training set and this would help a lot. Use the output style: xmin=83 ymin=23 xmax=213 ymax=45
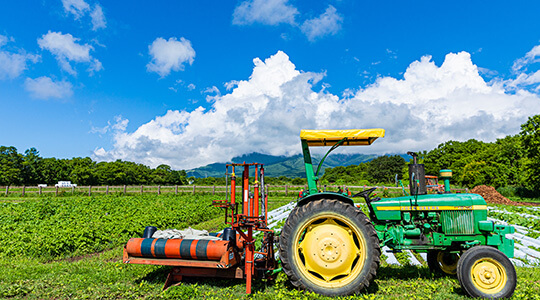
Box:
xmin=302 ymin=139 xmax=318 ymax=194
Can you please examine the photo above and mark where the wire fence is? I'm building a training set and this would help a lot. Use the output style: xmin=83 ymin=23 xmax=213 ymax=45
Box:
xmin=0 ymin=184 xmax=468 ymax=197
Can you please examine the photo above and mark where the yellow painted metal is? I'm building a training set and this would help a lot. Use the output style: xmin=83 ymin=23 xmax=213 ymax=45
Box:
xmin=294 ymin=213 xmax=366 ymax=287
xmin=439 ymin=171 xmax=452 ymax=177
xmin=437 ymin=252 xmax=459 ymax=275
xmin=377 ymin=205 xmax=487 ymax=211
xmin=470 ymin=258 xmax=507 ymax=294
xmin=300 ymin=129 xmax=385 ymax=147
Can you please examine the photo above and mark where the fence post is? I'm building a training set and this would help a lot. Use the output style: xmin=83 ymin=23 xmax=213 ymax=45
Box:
xmin=158 ymin=185 xmax=161 ymax=195
xmin=213 ymin=185 xmax=216 ymax=195
xmin=140 ymin=185 xmax=143 ymax=194
xmin=266 ymin=184 xmax=269 ymax=195
xmin=22 ymin=186 xmax=25 ymax=196
xmin=39 ymin=186 xmax=42 ymax=195
xmin=5 ymin=186 xmax=8 ymax=196
xmin=106 ymin=185 xmax=109 ymax=195
xmin=88 ymin=186 xmax=91 ymax=196
xmin=123 ymin=185 xmax=126 ymax=195
xmin=71 ymin=186 xmax=74 ymax=194
xmin=175 ymin=185 xmax=178 ymax=195
xmin=285 ymin=185 xmax=288 ymax=196
xmin=192 ymin=185 xmax=196 ymax=195
xmin=55 ymin=186 xmax=58 ymax=196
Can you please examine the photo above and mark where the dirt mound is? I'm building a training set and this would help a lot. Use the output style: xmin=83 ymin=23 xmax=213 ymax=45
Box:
xmin=470 ymin=185 xmax=518 ymax=205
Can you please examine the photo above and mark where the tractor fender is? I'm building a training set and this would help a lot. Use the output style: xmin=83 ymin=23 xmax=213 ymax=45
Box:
xmin=297 ymin=192 xmax=354 ymax=207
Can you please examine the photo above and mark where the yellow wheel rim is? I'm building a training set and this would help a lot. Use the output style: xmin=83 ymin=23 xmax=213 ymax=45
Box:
xmin=437 ymin=252 xmax=459 ymax=275
xmin=470 ymin=258 xmax=507 ymax=294
xmin=293 ymin=213 xmax=367 ymax=288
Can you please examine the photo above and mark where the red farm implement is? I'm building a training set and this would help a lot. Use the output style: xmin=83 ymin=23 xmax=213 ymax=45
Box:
xmin=123 ymin=163 xmax=276 ymax=294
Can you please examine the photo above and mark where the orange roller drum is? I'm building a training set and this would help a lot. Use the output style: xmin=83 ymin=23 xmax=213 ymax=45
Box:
xmin=125 ymin=238 xmax=230 ymax=261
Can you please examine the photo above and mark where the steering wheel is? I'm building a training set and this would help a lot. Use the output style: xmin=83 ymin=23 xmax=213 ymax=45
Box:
xmin=352 ymin=187 xmax=377 ymax=199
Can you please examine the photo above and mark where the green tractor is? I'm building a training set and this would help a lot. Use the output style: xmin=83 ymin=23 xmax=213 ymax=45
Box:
xmin=279 ymin=129 xmax=516 ymax=299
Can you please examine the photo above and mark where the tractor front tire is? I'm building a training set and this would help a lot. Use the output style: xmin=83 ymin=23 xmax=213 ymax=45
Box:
xmin=457 ymin=246 xmax=516 ymax=299
xmin=427 ymin=250 xmax=460 ymax=276
xmin=279 ymin=199 xmax=380 ymax=296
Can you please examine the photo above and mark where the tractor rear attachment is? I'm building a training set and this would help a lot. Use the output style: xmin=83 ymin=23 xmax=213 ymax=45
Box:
xmin=123 ymin=163 xmax=276 ymax=294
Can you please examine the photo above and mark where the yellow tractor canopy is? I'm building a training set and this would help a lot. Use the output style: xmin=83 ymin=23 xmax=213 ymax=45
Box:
xmin=300 ymin=129 xmax=385 ymax=146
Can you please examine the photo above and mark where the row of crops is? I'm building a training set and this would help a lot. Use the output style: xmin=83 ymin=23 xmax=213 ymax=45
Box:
xmin=0 ymin=194 xmax=221 ymax=261
xmin=488 ymin=205 xmax=540 ymax=266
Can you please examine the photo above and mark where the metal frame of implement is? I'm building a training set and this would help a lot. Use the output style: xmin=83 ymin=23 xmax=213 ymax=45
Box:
xmin=123 ymin=162 xmax=276 ymax=294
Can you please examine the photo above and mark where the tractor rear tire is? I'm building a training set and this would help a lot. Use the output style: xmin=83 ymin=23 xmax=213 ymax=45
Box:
xmin=427 ymin=250 xmax=460 ymax=276
xmin=279 ymin=199 xmax=380 ymax=296
xmin=456 ymin=246 xmax=516 ymax=299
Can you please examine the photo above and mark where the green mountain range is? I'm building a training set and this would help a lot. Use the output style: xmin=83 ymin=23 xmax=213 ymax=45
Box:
xmin=186 ymin=152 xmax=380 ymax=178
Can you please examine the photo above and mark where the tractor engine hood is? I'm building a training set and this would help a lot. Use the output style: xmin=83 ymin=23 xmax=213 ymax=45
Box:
xmin=372 ymin=193 xmax=487 ymax=221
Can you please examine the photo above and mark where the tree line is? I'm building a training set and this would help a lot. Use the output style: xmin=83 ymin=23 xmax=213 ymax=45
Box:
xmin=0 ymin=147 xmax=309 ymax=187
xmin=322 ymin=115 xmax=540 ymax=195
xmin=0 ymin=148 xmax=187 ymax=186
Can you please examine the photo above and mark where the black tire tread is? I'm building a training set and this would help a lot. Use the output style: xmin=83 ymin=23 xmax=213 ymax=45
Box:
xmin=279 ymin=199 xmax=380 ymax=296
xmin=456 ymin=246 xmax=516 ymax=299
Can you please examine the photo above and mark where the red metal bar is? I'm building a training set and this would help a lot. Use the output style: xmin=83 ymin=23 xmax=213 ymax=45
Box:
xmin=163 ymin=267 xmax=244 ymax=290
xmin=124 ymin=253 xmax=226 ymax=268
xmin=245 ymin=226 xmax=254 ymax=294
xmin=254 ymin=165 xmax=259 ymax=217
xmin=230 ymin=166 xmax=236 ymax=223
xmin=243 ymin=165 xmax=249 ymax=216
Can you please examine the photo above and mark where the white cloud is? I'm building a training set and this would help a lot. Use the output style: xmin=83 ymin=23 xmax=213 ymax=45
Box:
xmin=0 ymin=35 xmax=40 ymax=80
xmin=301 ymin=6 xmax=343 ymax=41
xmin=90 ymin=4 xmax=106 ymax=31
xmin=233 ymin=1 xmax=342 ymax=41
xmin=38 ymin=31 xmax=102 ymax=75
xmin=62 ymin=0 xmax=107 ymax=31
xmin=505 ymin=43 xmax=540 ymax=91
xmin=93 ymin=50 xmax=540 ymax=169
xmin=0 ymin=35 xmax=8 ymax=47
xmin=169 ymin=80 xmax=196 ymax=93
xmin=91 ymin=115 xmax=128 ymax=135
xmin=233 ymin=0 xmax=298 ymax=25
xmin=225 ymin=80 xmax=239 ymax=90
xmin=146 ymin=37 xmax=195 ymax=77
xmin=512 ymin=45 xmax=540 ymax=72
xmin=203 ymin=86 xmax=220 ymax=95
xmin=24 ymin=76 xmax=73 ymax=99
xmin=62 ymin=0 xmax=90 ymax=19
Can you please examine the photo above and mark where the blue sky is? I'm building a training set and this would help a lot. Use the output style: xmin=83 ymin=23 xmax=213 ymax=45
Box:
xmin=2 ymin=0 xmax=540 ymax=169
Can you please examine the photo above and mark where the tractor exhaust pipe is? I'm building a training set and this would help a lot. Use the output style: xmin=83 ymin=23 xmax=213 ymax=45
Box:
xmin=407 ymin=152 xmax=427 ymax=195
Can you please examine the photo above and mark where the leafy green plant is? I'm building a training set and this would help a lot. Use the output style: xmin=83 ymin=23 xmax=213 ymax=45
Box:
xmin=0 ymin=194 xmax=220 ymax=261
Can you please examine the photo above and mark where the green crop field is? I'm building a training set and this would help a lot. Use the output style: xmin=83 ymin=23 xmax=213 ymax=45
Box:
xmin=1 ymin=194 xmax=539 ymax=299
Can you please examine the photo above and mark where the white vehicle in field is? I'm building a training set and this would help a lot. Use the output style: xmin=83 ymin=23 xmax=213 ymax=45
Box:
xmin=55 ymin=181 xmax=77 ymax=188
